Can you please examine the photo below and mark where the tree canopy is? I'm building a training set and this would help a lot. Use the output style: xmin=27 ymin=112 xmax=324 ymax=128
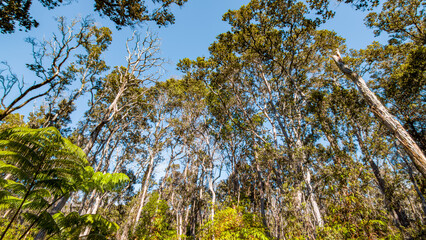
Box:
xmin=0 ymin=0 xmax=189 ymax=33
xmin=0 ymin=0 xmax=425 ymax=239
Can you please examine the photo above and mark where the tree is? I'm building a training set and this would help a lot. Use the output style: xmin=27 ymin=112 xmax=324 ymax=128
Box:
xmin=177 ymin=0 xmax=345 ymax=236
xmin=331 ymin=0 xmax=426 ymax=177
xmin=0 ymin=0 xmax=189 ymax=34
xmin=0 ymin=17 xmax=111 ymax=123
xmin=331 ymin=49 xmax=426 ymax=178
xmin=133 ymin=192 xmax=176 ymax=240
xmin=0 ymin=127 xmax=129 ymax=239
xmin=0 ymin=127 xmax=87 ymax=239
xmin=2 ymin=0 xmax=426 ymax=238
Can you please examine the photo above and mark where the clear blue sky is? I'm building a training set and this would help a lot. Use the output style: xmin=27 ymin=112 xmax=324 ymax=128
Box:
xmin=0 ymin=0 xmax=386 ymax=117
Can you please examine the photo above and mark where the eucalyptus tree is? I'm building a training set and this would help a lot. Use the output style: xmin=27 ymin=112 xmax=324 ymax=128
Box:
xmin=177 ymin=0 xmax=346 ymax=237
xmin=364 ymin=0 xmax=426 ymax=176
xmin=153 ymin=77 xmax=210 ymax=239
xmin=131 ymin=81 xmax=179 ymax=230
xmin=331 ymin=0 xmax=426 ymax=177
xmin=142 ymin=75 xmax=232 ymax=239
xmin=116 ymin=77 xmax=203 ymax=239
xmin=308 ymin=77 xmax=415 ymax=238
xmin=25 ymin=31 xmax=164 ymax=240
xmin=323 ymin=2 xmax=426 ymax=235
xmin=0 ymin=17 xmax=111 ymax=123
xmin=332 ymin=49 xmax=426 ymax=178
xmin=76 ymin=32 xmax=163 ymax=156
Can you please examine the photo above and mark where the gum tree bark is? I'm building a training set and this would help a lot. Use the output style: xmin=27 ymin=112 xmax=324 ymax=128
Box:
xmin=331 ymin=50 xmax=426 ymax=178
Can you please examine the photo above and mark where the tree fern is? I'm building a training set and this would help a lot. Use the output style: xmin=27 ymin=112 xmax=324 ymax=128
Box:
xmin=0 ymin=127 xmax=87 ymax=240
xmin=0 ymin=127 xmax=129 ymax=239
xmin=48 ymin=212 xmax=119 ymax=240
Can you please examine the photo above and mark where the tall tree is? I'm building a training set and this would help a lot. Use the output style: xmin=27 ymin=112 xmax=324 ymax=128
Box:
xmin=0 ymin=17 xmax=111 ymax=123
xmin=0 ymin=0 xmax=189 ymax=33
xmin=331 ymin=0 xmax=426 ymax=177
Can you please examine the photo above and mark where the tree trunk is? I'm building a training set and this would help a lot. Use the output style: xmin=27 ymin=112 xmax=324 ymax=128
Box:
xmin=332 ymin=50 xmax=426 ymax=178
xmin=294 ymin=136 xmax=324 ymax=228
xmin=80 ymin=193 xmax=104 ymax=237
xmin=304 ymin=168 xmax=324 ymax=228
xmin=353 ymin=120 xmax=411 ymax=227
xmin=133 ymin=149 xmax=156 ymax=231
xmin=400 ymin=152 xmax=426 ymax=218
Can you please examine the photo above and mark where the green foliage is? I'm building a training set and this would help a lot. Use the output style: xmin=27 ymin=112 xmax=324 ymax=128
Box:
xmin=359 ymin=0 xmax=426 ymax=157
xmin=365 ymin=0 xmax=425 ymax=44
xmin=0 ymin=127 xmax=128 ymax=239
xmin=2 ymin=0 xmax=426 ymax=239
xmin=199 ymin=206 xmax=269 ymax=240
xmin=0 ymin=217 xmax=34 ymax=240
xmin=0 ymin=0 xmax=190 ymax=34
xmin=0 ymin=126 xmax=88 ymax=200
xmin=0 ymin=112 xmax=26 ymax=130
xmin=48 ymin=212 xmax=119 ymax=240
xmin=0 ymin=127 xmax=87 ymax=239
xmin=317 ymin=193 xmax=401 ymax=239
xmin=0 ymin=0 xmax=37 ymax=33
xmin=133 ymin=192 xmax=176 ymax=240
xmin=82 ymin=167 xmax=130 ymax=193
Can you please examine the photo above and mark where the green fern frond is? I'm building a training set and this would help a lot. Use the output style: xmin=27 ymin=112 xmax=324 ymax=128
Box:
xmin=0 ymin=127 xmax=124 ymax=239
xmin=0 ymin=127 xmax=90 ymax=239
xmin=26 ymin=188 xmax=51 ymax=199
xmin=88 ymin=171 xmax=130 ymax=193
xmin=23 ymin=211 xmax=60 ymax=235
xmin=1 ymin=179 xmax=27 ymax=195
xmin=22 ymin=198 xmax=49 ymax=211
xmin=0 ymin=159 xmax=31 ymax=180
xmin=0 ymin=195 xmax=22 ymax=210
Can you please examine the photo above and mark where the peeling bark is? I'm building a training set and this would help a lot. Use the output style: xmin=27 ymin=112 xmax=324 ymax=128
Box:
xmin=332 ymin=50 xmax=426 ymax=178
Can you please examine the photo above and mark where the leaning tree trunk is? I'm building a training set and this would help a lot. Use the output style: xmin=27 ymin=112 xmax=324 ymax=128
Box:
xmin=331 ymin=50 xmax=426 ymax=178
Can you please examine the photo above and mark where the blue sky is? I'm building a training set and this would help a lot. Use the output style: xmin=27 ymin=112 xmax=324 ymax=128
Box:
xmin=0 ymin=0 xmax=386 ymax=118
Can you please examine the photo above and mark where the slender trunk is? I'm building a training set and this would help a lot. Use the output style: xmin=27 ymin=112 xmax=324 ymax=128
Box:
xmin=304 ymin=168 xmax=324 ymax=228
xmin=208 ymin=175 xmax=215 ymax=223
xmin=176 ymin=209 xmax=181 ymax=239
xmin=80 ymin=194 xmax=103 ymax=237
xmin=355 ymin=129 xmax=410 ymax=227
xmin=158 ymin=149 xmax=177 ymax=201
xmin=119 ymin=202 xmax=138 ymax=240
xmin=294 ymin=136 xmax=324 ymax=228
xmin=133 ymin=152 xmax=155 ymax=228
xmin=253 ymin=149 xmax=274 ymax=240
xmin=83 ymin=81 xmax=126 ymax=154
xmin=255 ymin=160 xmax=269 ymax=230
xmin=332 ymin=51 xmax=426 ymax=177
xmin=401 ymin=155 xmax=426 ymax=217
xmin=186 ymin=202 xmax=194 ymax=238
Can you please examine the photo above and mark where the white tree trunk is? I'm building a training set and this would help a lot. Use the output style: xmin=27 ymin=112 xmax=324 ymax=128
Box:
xmin=208 ymin=174 xmax=216 ymax=224
xmin=332 ymin=50 xmax=426 ymax=177
xmin=80 ymin=194 xmax=103 ymax=237
xmin=304 ymin=169 xmax=324 ymax=227
xmin=134 ymin=152 xmax=155 ymax=226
